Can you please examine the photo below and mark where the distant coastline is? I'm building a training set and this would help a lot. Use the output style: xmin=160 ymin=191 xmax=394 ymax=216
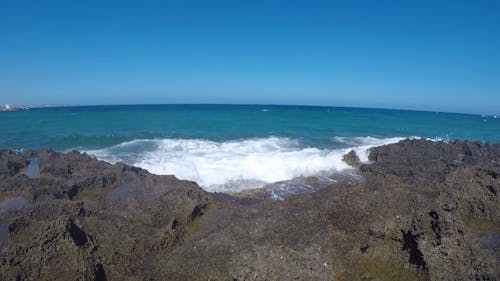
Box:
xmin=0 ymin=104 xmax=76 ymax=111
xmin=0 ymin=104 xmax=29 ymax=111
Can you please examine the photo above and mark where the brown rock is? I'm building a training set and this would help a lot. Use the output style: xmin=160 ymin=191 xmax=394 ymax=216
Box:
xmin=343 ymin=149 xmax=361 ymax=167
xmin=0 ymin=139 xmax=499 ymax=280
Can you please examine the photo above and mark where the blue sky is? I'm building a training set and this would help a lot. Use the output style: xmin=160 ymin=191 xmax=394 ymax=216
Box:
xmin=1 ymin=0 xmax=499 ymax=114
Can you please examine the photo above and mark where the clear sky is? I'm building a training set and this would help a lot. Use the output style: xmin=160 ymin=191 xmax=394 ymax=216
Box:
xmin=1 ymin=0 xmax=499 ymax=114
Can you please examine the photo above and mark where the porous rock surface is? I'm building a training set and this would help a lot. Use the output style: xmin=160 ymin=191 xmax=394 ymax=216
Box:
xmin=0 ymin=139 xmax=499 ymax=281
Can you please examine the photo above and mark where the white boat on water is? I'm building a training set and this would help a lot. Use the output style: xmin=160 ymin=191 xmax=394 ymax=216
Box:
xmin=5 ymin=104 xmax=11 ymax=110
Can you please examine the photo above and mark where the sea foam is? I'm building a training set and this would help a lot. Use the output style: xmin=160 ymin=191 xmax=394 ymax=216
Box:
xmin=86 ymin=136 xmax=404 ymax=192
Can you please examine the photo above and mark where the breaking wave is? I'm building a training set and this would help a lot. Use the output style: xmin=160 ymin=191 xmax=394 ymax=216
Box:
xmin=85 ymin=136 xmax=406 ymax=192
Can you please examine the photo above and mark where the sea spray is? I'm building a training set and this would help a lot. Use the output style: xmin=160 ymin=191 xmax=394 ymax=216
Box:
xmin=86 ymin=136 xmax=405 ymax=192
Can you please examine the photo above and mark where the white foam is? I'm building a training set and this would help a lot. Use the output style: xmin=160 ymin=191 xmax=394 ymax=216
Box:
xmin=86 ymin=136 xmax=404 ymax=192
xmin=331 ymin=136 xmax=407 ymax=162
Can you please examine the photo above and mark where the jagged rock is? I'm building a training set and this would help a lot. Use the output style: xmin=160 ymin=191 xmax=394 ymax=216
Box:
xmin=60 ymin=217 xmax=88 ymax=247
xmin=0 ymin=139 xmax=499 ymax=280
xmin=343 ymin=150 xmax=361 ymax=167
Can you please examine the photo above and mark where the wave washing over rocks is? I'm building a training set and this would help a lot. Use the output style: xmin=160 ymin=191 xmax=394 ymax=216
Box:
xmin=0 ymin=139 xmax=499 ymax=280
xmin=85 ymin=136 xmax=406 ymax=194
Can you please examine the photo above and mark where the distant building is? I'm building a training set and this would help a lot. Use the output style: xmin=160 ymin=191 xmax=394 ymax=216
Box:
xmin=1 ymin=104 xmax=24 ymax=111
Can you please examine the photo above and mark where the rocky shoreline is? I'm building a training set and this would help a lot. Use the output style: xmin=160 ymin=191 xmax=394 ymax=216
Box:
xmin=0 ymin=139 xmax=499 ymax=280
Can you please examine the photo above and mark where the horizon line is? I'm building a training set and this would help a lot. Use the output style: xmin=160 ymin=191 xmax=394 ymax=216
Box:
xmin=1 ymin=102 xmax=495 ymax=117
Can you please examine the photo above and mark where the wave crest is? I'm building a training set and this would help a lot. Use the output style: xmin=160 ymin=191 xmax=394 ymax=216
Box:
xmin=86 ymin=136 xmax=404 ymax=192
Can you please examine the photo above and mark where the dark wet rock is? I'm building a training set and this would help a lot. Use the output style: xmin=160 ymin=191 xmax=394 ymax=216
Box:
xmin=342 ymin=149 xmax=361 ymax=167
xmin=62 ymin=217 xmax=88 ymax=247
xmin=360 ymin=244 xmax=369 ymax=253
xmin=1 ymin=139 xmax=500 ymax=280
xmin=92 ymin=263 xmax=107 ymax=281
xmin=401 ymin=230 xmax=427 ymax=271
xmin=263 ymin=172 xmax=362 ymax=200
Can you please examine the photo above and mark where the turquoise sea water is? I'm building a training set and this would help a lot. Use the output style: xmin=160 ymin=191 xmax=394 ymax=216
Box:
xmin=2 ymin=104 xmax=499 ymax=150
xmin=1 ymin=105 xmax=499 ymax=193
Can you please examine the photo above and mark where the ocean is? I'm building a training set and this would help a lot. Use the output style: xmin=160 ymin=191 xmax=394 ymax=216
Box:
xmin=1 ymin=104 xmax=499 ymax=196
